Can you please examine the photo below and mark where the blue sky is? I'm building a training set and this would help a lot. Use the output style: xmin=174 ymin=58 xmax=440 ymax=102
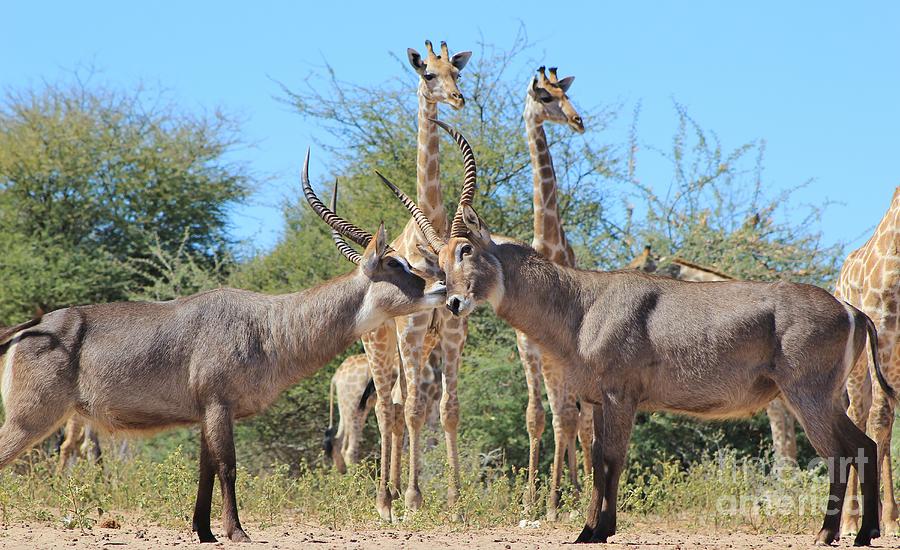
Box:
xmin=4 ymin=1 xmax=898 ymax=253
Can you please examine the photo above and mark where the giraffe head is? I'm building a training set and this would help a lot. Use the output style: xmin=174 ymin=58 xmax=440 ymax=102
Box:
xmin=524 ymin=66 xmax=584 ymax=133
xmin=407 ymin=40 xmax=471 ymax=110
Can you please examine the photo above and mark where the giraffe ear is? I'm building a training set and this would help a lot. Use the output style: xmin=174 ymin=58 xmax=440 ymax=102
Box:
xmin=407 ymin=48 xmax=426 ymax=75
xmin=450 ymin=51 xmax=472 ymax=72
xmin=557 ymin=76 xmax=575 ymax=92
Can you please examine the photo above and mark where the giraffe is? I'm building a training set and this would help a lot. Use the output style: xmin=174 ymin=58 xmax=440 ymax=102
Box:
xmin=836 ymin=186 xmax=900 ymax=538
xmin=324 ymin=354 xmax=375 ymax=474
xmin=57 ymin=416 xmax=101 ymax=472
xmin=324 ymin=347 xmax=444 ymax=474
xmin=514 ymin=65 xmax=590 ymax=520
xmin=628 ymin=247 xmax=799 ymax=464
xmin=356 ymin=41 xmax=471 ymax=520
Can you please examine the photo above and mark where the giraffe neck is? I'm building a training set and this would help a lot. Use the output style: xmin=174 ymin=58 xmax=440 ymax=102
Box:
xmin=525 ymin=116 xmax=572 ymax=266
xmin=417 ymin=88 xmax=448 ymax=236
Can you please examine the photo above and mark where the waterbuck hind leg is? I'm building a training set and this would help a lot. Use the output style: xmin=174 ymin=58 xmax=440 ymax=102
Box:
xmin=203 ymin=403 xmax=250 ymax=543
xmin=781 ymin=387 xmax=879 ymax=546
xmin=192 ymin=431 xmax=217 ymax=543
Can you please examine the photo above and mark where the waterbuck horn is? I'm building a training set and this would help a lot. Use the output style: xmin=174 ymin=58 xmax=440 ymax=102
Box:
xmin=302 ymin=148 xmax=372 ymax=248
xmin=374 ymin=171 xmax=445 ymax=252
xmin=328 ymin=178 xmax=363 ymax=264
xmin=428 ymin=119 xmax=477 ymax=238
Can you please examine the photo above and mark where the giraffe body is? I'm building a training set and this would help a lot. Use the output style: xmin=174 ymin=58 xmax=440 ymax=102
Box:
xmin=515 ymin=66 xmax=591 ymax=519
xmin=325 ymin=350 xmax=443 ymax=474
xmin=836 ymin=186 xmax=900 ymax=537
xmin=355 ymin=40 xmax=472 ymax=520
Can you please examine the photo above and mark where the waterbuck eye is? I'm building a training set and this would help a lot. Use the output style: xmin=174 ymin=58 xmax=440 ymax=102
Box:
xmin=461 ymin=244 xmax=473 ymax=256
xmin=387 ymin=258 xmax=401 ymax=269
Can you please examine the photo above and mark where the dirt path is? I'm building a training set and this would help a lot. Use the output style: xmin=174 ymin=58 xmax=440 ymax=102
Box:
xmin=0 ymin=523 xmax=884 ymax=549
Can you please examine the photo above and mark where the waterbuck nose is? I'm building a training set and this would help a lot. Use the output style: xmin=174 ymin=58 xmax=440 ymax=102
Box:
xmin=447 ymin=295 xmax=462 ymax=316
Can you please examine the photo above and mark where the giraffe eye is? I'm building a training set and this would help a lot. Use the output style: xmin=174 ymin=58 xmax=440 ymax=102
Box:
xmin=423 ymin=73 xmax=435 ymax=81
xmin=540 ymin=95 xmax=554 ymax=103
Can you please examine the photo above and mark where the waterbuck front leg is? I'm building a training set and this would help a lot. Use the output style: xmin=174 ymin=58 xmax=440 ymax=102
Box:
xmin=202 ymin=402 xmax=250 ymax=543
xmin=192 ymin=431 xmax=217 ymax=543
xmin=577 ymin=391 xmax=636 ymax=544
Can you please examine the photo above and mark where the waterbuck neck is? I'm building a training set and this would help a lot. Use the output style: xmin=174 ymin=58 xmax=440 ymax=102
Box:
xmin=416 ymin=88 xmax=448 ymax=236
xmin=524 ymin=117 xmax=572 ymax=266
xmin=267 ymin=272 xmax=372 ymax=388
xmin=490 ymin=242 xmax=584 ymax=358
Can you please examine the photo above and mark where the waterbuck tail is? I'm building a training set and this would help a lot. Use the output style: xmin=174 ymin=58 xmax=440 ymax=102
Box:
xmin=864 ymin=313 xmax=895 ymax=400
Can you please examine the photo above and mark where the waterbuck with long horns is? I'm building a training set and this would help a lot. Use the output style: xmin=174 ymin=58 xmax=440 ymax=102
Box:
xmin=380 ymin=120 xmax=892 ymax=546
xmin=0 ymin=151 xmax=446 ymax=543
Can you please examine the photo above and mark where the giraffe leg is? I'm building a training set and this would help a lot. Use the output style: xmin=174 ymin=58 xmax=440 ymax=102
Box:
xmin=842 ymin=359 xmax=872 ymax=538
xmin=867 ymin=344 xmax=900 ymax=536
xmin=577 ymin=402 xmax=594 ymax=482
xmin=362 ymin=323 xmax=400 ymax=521
xmin=766 ymin=397 xmax=798 ymax=465
xmin=57 ymin=416 xmax=84 ymax=474
xmin=439 ymin=311 xmax=467 ymax=517
xmin=516 ymin=331 xmax=545 ymax=513
xmin=542 ymin=357 xmax=578 ymax=522
xmin=397 ymin=312 xmax=430 ymax=515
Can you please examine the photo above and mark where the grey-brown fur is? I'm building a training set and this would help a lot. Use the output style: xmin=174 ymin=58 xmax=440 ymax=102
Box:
xmin=433 ymin=205 xmax=891 ymax=546
xmin=0 ymin=171 xmax=446 ymax=543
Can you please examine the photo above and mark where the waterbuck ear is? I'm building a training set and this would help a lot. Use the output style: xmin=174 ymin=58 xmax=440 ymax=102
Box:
xmin=450 ymin=51 xmax=472 ymax=72
xmin=460 ymin=204 xmax=492 ymax=248
xmin=362 ymin=222 xmax=389 ymax=275
xmin=557 ymin=75 xmax=575 ymax=92
xmin=407 ymin=48 xmax=426 ymax=75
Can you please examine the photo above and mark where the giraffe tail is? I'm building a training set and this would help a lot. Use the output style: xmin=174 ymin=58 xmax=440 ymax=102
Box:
xmin=864 ymin=313 xmax=895 ymax=401
xmin=323 ymin=377 xmax=337 ymax=456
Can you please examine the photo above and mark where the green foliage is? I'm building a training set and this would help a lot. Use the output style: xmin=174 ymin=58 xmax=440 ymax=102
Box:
xmin=0 ymin=444 xmax=836 ymax=535
xmin=0 ymin=77 xmax=250 ymax=323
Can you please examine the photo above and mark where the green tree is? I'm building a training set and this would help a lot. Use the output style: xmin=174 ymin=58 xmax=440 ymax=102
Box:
xmin=0 ymin=78 xmax=251 ymax=323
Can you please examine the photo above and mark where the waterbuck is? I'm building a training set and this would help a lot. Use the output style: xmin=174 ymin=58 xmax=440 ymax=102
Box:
xmin=380 ymin=120 xmax=893 ymax=546
xmin=0 ymin=151 xmax=446 ymax=543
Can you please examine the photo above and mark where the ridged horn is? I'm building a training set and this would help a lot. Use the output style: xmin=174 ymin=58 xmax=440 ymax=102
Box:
xmin=302 ymin=148 xmax=371 ymax=247
xmin=429 ymin=119 xmax=477 ymax=238
xmin=374 ymin=171 xmax=445 ymax=251
xmin=329 ymin=178 xmax=362 ymax=264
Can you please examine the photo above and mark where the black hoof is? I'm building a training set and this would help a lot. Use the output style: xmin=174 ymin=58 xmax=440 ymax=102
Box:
xmin=853 ymin=528 xmax=879 ymax=547
xmin=575 ymin=525 xmax=593 ymax=543
xmin=195 ymin=531 xmax=217 ymax=543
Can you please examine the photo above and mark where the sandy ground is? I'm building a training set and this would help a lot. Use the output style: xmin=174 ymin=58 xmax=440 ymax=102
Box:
xmin=0 ymin=523 xmax=891 ymax=550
